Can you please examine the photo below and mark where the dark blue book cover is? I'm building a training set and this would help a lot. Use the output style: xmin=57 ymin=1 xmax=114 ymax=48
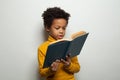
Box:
xmin=43 ymin=33 xmax=89 ymax=68
xmin=66 ymin=33 xmax=89 ymax=57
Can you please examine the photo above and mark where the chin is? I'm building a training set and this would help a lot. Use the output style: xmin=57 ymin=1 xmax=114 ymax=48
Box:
xmin=58 ymin=38 xmax=63 ymax=40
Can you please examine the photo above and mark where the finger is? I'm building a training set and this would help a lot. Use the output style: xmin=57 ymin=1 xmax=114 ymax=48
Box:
xmin=68 ymin=53 xmax=71 ymax=57
xmin=56 ymin=59 xmax=60 ymax=63
xmin=51 ymin=62 xmax=56 ymax=67
xmin=52 ymin=67 xmax=56 ymax=71
xmin=61 ymin=59 xmax=67 ymax=64
xmin=66 ymin=55 xmax=70 ymax=62
xmin=53 ymin=62 xmax=59 ymax=71
xmin=51 ymin=63 xmax=53 ymax=67
xmin=53 ymin=61 xmax=59 ymax=68
xmin=51 ymin=63 xmax=56 ymax=71
xmin=61 ymin=58 xmax=70 ymax=66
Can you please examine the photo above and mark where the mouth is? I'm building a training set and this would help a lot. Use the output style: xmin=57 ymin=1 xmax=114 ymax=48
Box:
xmin=58 ymin=35 xmax=64 ymax=39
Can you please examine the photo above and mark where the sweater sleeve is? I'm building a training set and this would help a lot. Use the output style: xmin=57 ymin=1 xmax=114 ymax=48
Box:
xmin=64 ymin=56 xmax=80 ymax=73
xmin=38 ymin=47 xmax=55 ymax=77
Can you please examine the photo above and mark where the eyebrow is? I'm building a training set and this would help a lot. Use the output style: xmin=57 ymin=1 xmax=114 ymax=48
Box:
xmin=54 ymin=25 xmax=66 ymax=27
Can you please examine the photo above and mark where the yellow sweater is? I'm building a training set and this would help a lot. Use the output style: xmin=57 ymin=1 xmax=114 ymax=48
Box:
xmin=38 ymin=36 xmax=80 ymax=80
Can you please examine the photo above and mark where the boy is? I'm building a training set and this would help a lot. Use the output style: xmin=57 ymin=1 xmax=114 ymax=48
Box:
xmin=38 ymin=7 xmax=80 ymax=80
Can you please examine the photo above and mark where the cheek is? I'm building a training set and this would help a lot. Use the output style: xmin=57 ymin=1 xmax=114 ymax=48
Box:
xmin=51 ymin=30 xmax=58 ymax=35
xmin=64 ymin=30 xmax=66 ymax=34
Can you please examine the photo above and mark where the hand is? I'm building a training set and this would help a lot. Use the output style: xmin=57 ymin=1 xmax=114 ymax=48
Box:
xmin=61 ymin=55 xmax=71 ymax=67
xmin=50 ymin=59 xmax=60 ymax=72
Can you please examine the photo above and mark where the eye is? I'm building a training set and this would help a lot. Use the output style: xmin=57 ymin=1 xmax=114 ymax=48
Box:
xmin=55 ymin=26 xmax=60 ymax=30
xmin=62 ymin=27 xmax=66 ymax=30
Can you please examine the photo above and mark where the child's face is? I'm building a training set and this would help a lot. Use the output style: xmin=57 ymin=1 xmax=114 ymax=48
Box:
xmin=46 ymin=18 xmax=67 ymax=40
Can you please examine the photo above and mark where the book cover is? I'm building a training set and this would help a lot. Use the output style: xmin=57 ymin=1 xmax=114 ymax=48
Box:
xmin=43 ymin=32 xmax=89 ymax=68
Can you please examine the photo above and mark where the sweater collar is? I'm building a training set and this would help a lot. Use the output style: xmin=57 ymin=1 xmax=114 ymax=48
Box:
xmin=48 ymin=36 xmax=56 ymax=42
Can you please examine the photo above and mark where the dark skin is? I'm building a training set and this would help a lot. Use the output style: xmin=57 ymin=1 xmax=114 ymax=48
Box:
xmin=50 ymin=55 xmax=71 ymax=72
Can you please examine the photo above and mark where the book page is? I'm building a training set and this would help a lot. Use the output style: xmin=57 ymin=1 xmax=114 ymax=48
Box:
xmin=49 ymin=38 xmax=71 ymax=45
xmin=71 ymin=31 xmax=86 ymax=39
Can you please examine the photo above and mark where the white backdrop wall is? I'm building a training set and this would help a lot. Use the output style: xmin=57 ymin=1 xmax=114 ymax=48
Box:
xmin=0 ymin=0 xmax=120 ymax=80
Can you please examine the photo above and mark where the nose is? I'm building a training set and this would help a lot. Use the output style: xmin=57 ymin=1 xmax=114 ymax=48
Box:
xmin=59 ymin=28 xmax=64 ymax=34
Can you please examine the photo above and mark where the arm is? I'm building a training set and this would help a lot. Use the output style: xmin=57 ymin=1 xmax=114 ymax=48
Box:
xmin=38 ymin=49 xmax=54 ymax=77
xmin=38 ymin=48 xmax=60 ymax=77
xmin=61 ymin=56 xmax=80 ymax=73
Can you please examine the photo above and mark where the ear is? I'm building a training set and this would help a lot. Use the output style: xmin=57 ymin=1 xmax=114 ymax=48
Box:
xmin=45 ymin=26 xmax=50 ymax=32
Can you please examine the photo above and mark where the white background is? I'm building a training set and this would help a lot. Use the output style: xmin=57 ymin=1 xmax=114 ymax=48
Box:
xmin=0 ymin=0 xmax=120 ymax=80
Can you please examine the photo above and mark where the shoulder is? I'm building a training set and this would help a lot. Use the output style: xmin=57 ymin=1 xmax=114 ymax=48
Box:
xmin=38 ymin=41 xmax=50 ymax=52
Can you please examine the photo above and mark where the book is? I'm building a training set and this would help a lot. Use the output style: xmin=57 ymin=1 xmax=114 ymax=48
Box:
xmin=43 ymin=31 xmax=89 ymax=68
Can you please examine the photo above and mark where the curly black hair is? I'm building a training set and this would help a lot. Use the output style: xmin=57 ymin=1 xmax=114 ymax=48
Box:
xmin=42 ymin=7 xmax=70 ymax=28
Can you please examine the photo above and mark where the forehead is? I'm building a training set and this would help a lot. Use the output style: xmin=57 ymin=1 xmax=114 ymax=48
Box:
xmin=52 ymin=18 xmax=67 ymax=26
